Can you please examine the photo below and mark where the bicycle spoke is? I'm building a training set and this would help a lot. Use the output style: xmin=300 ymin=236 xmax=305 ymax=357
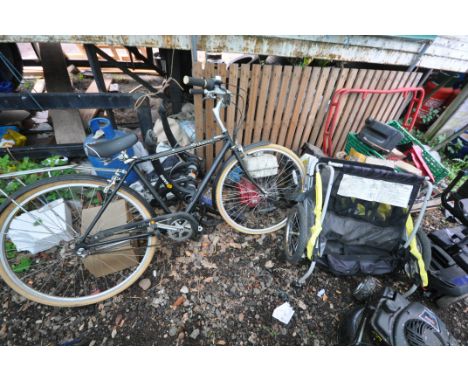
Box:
xmin=0 ymin=178 xmax=156 ymax=305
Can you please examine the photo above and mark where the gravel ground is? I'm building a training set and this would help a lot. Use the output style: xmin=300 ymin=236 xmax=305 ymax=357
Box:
xmin=1 ymin=76 xmax=465 ymax=346
xmin=1 ymin=210 xmax=466 ymax=346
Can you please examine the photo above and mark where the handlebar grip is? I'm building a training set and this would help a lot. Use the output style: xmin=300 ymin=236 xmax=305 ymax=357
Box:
xmin=189 ymin=88 xmax=205 ymax=95
xmin=183 ymin=75 xmax=218 ymax=90
xmin=183 ymin=76 xmax=206 ymax=87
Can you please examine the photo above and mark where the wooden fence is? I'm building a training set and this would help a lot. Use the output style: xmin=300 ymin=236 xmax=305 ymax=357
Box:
xmin=192 ymin=62 xmax=422 ymax=166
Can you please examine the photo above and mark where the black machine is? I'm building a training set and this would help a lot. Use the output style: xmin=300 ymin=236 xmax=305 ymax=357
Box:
xmin=339 ymin=288 xmax=458 ymax=346
xmin=358 ymin=118 xmax=404 ymax=153
xmin=427 ymin=170 xmax=468 ymax=307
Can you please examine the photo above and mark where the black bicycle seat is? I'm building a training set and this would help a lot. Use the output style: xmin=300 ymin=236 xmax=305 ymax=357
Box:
xmin=85 ymin=133 xmax=138 ymax=158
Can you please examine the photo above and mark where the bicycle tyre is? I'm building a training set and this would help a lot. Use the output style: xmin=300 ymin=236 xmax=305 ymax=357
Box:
xmin=282 ymin=203 xmax=308 ymax=264
xmin=0 ymin=175 xmax=157 ymax=307
xmin=214 ymin=144 xmax=305 ymax=234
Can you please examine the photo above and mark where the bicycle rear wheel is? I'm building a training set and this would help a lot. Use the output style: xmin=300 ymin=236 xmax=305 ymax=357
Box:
xmin=0 ymin=175 xmax=157 ymax=307
xmin=215 ymin=144 xmax=305 ymax=234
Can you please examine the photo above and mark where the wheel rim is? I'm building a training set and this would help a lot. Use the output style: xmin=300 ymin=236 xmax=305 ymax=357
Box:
xmin=216 ymin=145 xmax=304 ymax=234
xmin=286 ymin=211 xmax=301 ymax=256
xmin=0 ymin=180 xmax=155 ymax=306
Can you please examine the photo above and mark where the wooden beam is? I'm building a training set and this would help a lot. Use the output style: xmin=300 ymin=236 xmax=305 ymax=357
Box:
xmin=79 ymin=79 xmax=113 ymax=124
xmin=38 ymin=42 xmax=86 ymax=144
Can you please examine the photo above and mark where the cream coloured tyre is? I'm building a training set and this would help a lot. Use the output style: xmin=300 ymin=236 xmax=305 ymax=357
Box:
xmin=215 ymin=144 xmax=305 ymax=234
xmin=0 ymin=175 xmax=157 ymax=307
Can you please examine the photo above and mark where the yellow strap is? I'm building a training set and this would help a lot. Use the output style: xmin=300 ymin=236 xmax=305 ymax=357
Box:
xmin=306 ymin=170 xmax=323 ymax=260
xmin=406 ymin=215 xmax=429 ymax=287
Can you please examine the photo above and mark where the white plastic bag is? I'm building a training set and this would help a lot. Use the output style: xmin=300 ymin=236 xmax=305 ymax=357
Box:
xmin=8 ymin=198 xmax=74 ymax=255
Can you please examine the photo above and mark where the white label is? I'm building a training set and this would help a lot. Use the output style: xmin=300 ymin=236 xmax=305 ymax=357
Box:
xmin=337 ymin=174 xmax=413 ymax=208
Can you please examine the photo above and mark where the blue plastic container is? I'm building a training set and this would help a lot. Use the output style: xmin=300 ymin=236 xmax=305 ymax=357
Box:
xmin=84 ymin=118 xmax=138 ymax=184
xmin=0 ymin=125 xmax=19 ymax=139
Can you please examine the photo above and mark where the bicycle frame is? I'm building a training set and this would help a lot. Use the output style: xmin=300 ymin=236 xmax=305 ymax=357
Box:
xmin=78 ymin=96 xmax=266 ymax=248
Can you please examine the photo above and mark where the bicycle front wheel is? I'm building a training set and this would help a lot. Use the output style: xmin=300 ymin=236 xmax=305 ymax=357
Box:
xmin=282 ymin=203 xmax=308 ymax=264
xmin=215 ymin=144 xmax=305 ymax=234
xmin=0 ymin=175 xmax=157 ymax=307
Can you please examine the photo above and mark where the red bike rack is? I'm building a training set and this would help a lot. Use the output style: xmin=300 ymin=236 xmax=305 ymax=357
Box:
xmin=321 ymin=87 xmax=425 ymax=156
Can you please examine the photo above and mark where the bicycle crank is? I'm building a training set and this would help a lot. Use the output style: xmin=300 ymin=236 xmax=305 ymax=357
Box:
xmin=156 ymin=212 xmax=199 ymax=242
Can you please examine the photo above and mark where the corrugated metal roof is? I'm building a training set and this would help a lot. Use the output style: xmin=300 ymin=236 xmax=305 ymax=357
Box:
xmin=1 ymin=35 xmax=467 ymax=72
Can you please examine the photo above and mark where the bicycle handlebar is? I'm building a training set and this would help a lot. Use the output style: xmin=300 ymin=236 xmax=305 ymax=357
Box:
xmin=183 ymin=75 xmax=222 ymax=91
xmin=189 ymin=88 xmax=205 ymax=95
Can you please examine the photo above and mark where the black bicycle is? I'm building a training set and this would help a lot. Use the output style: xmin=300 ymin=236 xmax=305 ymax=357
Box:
xmin=0 ymin=75 xmax=305 ymax=306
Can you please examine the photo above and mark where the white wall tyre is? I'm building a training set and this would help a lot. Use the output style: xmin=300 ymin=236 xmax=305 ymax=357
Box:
xmin=0 ymin=175 xmax=157 ymax=307
xmin=215 ymin=144 xmax=305 ymax=234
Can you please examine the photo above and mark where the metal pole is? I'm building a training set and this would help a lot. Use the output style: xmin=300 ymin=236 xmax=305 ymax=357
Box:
xmin=84 ymin=44 xmax=117 ymax=128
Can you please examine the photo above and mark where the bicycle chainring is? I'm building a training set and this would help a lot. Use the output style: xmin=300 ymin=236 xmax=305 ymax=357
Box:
xmin=158 ymin=213 xmax=199 ymax=242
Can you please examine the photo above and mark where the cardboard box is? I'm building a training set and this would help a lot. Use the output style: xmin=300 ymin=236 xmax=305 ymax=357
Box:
xmin=365 ymin=156 xmax=395 ymax=169
xmin=395 ymin=160 xmax=423 ymax=176
xmin=81 ymin=200 xmax=138 ymax=278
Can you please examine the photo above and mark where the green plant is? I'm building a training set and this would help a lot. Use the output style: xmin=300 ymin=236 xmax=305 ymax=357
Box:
xmin=0 ymin=155 xmax=75 ymax=204
xmin=443 ymin=157 xmax=468 ymax=183
xmin=300 ymin=57 xmax=313 ymax=67
xmin=421 ymin=107 xmax=441 ymax=125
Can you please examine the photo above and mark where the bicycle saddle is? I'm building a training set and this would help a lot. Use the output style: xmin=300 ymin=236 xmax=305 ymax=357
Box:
xmin=85 ymin=133 xmax=138 ymax=158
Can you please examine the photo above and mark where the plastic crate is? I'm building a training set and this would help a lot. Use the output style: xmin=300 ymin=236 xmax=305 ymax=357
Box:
xmin=345 ymin=133 xmax=384 ymax=159
xmin=387 ymin=121 xmax=449 ymax=183
xmin=345 ymin=121 xmax=449 ymax=183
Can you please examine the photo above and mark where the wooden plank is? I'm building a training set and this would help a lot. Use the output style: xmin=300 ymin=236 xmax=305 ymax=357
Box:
xmin=374 ymin=70 xmax=403 ymax=121
xmin=308 ymin=68 xmax=348 ymax=143
xmin=285 ymin=66 xmax=312 ymax=149
xmin=333 ymin=69 xmax=377 ymax=154
xmin=262 ymin=65 xmax=283 ymax=141
xmin=39 ymin=42 xmax=86 ymax=144
xmin=237 ymin=64 xmax=251 ymax=144
xmin=354 ymin=70 xmax=385 ymax=131
xmin=277 ymin=66 xmax=303 ymax=147
xmin=387 ymin=72 xmax=413 ymax=121
xmin=291 ymin=67 xmax=322 ymax=151
xmin=192 ymin=62 xmax=205 ymax=160
xmin=253 ymin=65 xmax=272 ymax=143
xmin=389 ymin=73 xmax=414 ymax=120
xmin=79 ymin=78 xmax=113 ymax=124
xmin=391 ymin=73 xmax=422 ymax=119
xmin=332 ymin=69 xmax=368 ymax=154
xmin=327 ymin=68 xmax=363 ymax=150
xmin=368 ymin=70 xmax=397 ymax=120
xmin=412 ymin=197 xmax=441 ymax=213
xmin=110 ymin=46 xmax=121 ymax=61
xmin=377 ymin=71 xmax=410 ymax=122
xmin=348 ymin=70 xmax=384 ymax=135
xmin=301 ymin=67 xmax=331 ymax=145
xmin=270 ymin=66 xmax=293 ymax=144
xmin=226 ymin=64 xmax=239 ymax=137
xmin=354 ymin=70 xmax=391 ymax=130
xmin=243 ymin=64 xmax=262 ymax=146
xmin=313 ymin=67 xmax=346 ymax=148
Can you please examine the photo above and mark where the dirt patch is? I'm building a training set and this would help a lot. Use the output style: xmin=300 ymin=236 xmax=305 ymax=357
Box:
xmin=1 ymin=210 xmax=466 ymax=346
